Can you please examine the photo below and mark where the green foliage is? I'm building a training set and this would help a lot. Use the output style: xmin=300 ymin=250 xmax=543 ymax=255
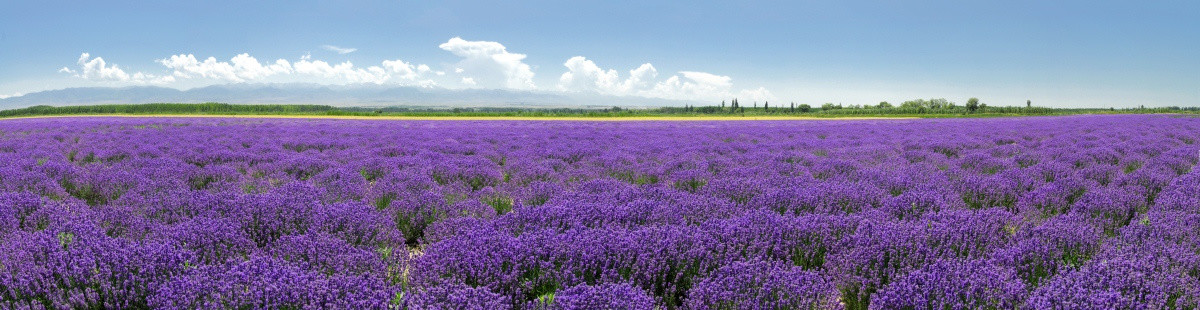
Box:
xmin=1 ymin=102 xmax=1196 ymax=119
xmin=482 ymin=194 xmax=515 ymax=215
xmin=57 ymin=232 xmax=74 ymax=249
xmin=1 ymin=103 xmax=335 ymax=117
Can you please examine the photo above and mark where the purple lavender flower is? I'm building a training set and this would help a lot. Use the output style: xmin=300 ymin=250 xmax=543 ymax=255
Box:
xmin=0 ymin=115 xmax=1195 ymax=308
xmin=530 ymin=283 xmax=655 ymax=310
xmin=871 ymin=259 xmax=1027 ymax=309
xmin=150 ymin=257 xmax=394 ymax=309
xmin=403 ymin=283 xmax=513 ymax=310
xmin=685 ymin=260 xmax=839 ymax=310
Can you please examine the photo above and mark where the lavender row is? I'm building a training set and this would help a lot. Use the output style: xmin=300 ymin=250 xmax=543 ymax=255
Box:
xmin=0 ymin=115 xmax=1197 ymax=309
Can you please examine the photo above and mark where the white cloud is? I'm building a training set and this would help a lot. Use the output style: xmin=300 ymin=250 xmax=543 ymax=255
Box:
xmin=292 ymin=58 xmax=390 ymax=84
xmin=320 ymin=45 xmax=357 ymax=54
xmin=152 ymin=53 xmax=435 ymax=86
xmin=438 ymin=37 xmax=535 ymax=89
xmin=558 ymin=56 xmax=657 ymax=95
xmin=557 ymin=56 xmax=773 ymax=101
xmin=63 ymin=52 xmax=436 ymax=86
xmin=0 ymin=92 xmax=22 ymax=100
xmin=158 ymin=53 xmax=291 ymax=82
xmin=65 ymin=53 xmax=172 ymax=84
xmin=737 ymin=87 xmax=776 ymax=102
xmin=381 ymin=59 xmax=423 ymax=81
xmin=73 ymin=53 xmax=131 ymax=81
xmin=53 ymin=39 xmax=770 ymax=102
xmin=677 ymin=71 xmax=732 ymax=88
xmin=646 ymin=71 xmax=732 ymax=100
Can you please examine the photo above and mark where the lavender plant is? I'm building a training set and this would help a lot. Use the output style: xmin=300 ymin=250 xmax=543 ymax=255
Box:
xmin=0 ymin=115 xmax=1195 ymax=308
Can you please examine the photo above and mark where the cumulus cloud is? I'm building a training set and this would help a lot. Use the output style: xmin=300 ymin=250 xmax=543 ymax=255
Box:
xmin=557 ymin=56 xmax=773 ymax=101
xmin=72 ymin=53 xmax=130 ymax=81
xmin=647 ymin=71 xmax=732 ymax=100
xmin=150 ymin=53 xmax=436 ymax=86
xmin=438 ymin=37 xmax=535 ymax=89
xmin=381 ymin=59 xmax=423 ymax=81
xmin=158 ymin=53 xmax=291 ymax=82
xmin=65 ymin=52 xmax=439 ymax=86
xmin=558 ymin=56 xmax=658 ymax=95
xmin=64 ymin=53 xmax=172 ymax=84
xmin=320 ymin=45 xmax=357 ymax=54
xmin=54 ymin=38 xmax=772 ymax=102
xmin=737 ymin=87 xmax=776 ymax=102
xmin=292 ymin=57 xmax=390 ymax=84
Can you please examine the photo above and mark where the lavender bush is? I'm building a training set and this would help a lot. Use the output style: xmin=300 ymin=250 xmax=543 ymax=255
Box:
xmin=0 ymin=115 xmax=1196 ymax=309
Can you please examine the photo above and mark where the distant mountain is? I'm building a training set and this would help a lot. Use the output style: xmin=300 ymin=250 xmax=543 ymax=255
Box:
xmin=0 ymin=84 xmax=695 ymax=109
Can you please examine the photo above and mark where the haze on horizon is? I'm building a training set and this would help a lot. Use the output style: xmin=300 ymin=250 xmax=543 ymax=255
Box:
xmin=0 ymin=1 xmax=1197 ymax=108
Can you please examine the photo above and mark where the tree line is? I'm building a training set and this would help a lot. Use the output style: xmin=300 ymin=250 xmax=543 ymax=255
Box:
xmin=668 ymin=98 xmax=1199 ymax=116
xmin=1 ymin=101 xmax=1197 ymax=118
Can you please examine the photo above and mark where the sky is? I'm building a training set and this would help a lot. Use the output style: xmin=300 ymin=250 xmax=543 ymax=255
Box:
xmin=0 ymin=0 xmax=1197 ymax=107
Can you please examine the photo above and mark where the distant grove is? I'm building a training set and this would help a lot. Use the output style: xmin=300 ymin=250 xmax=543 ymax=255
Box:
xmin=1 ymin=100 xmax=1197 ymax=118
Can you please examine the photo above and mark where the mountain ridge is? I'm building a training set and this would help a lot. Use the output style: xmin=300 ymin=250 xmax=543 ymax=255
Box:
xmin=0 ymin=84 xmax=697 ymax=109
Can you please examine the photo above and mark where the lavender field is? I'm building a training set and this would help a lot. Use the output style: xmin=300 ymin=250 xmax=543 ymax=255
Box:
xmin=0 ymin=115 xmax=1198 ymax=309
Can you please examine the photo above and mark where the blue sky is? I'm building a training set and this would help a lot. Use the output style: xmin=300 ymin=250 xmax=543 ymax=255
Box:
xmin=1 ymin=0 xmax=1196 ymax=107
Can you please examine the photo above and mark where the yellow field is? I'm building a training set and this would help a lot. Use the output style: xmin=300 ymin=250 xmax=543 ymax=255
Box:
xmin=1 ymin=114 xmax=919 ymax=121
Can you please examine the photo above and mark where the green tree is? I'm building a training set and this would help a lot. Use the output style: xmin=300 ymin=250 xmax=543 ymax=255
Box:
xmin=900 ymin=99 xmax=927 ymax=109
xmin=966 ymin=97 xmax=980 ymax=113
xmin=929 ymin=98 xmax=950 ymax=109
xmin=1026 ymin=100 xmax=1031 ymax=108
xmin=799 ymin=104 xmax=811 ymax=113
xmin=877 ymin=101 xmax=892 ymax=108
